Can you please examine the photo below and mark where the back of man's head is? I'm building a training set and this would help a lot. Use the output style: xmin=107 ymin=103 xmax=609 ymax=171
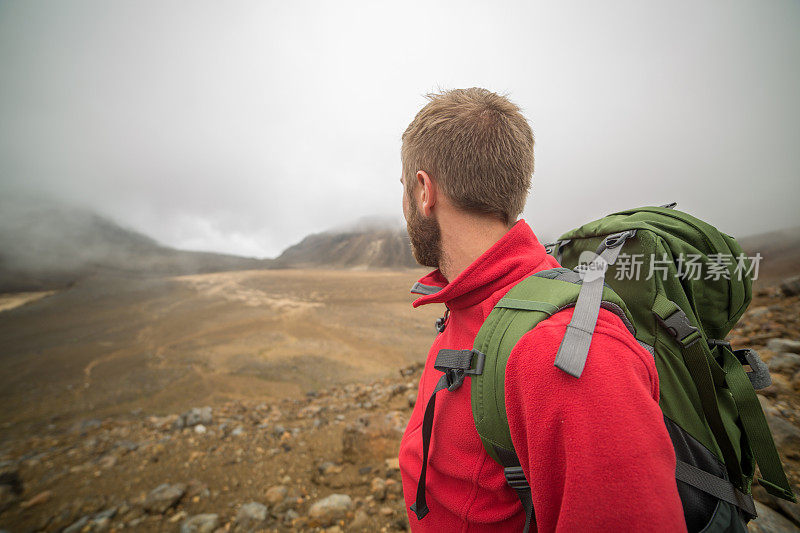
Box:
xmin=401 ymin=88 xmax=534 ymax=226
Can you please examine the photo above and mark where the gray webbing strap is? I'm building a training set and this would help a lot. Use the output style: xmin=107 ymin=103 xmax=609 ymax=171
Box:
xmin=410 ymin=282 xmax=443 ymax=295
xmin=434 ymin=349 xmax=476 ymax=371
xmin=554 ymin=232 xmax=633 ymax=377
xmin=675 ymin=460 xmax=757 ymax=519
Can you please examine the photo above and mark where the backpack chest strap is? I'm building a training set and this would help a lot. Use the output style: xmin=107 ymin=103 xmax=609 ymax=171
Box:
xmin=410 ymin=348 xmax=485 ymax=521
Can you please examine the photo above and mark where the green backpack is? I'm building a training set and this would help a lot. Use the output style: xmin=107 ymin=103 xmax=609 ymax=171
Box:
xmin=410 ymin=203 xmax=796 ymax=532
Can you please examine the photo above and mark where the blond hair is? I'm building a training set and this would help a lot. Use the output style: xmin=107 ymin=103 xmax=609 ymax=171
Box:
xmin=401 ymin=88 xmax=534 ymax=225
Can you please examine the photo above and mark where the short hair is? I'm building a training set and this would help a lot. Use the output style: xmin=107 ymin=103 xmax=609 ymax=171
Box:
xmin=401 ymin=88 xmax=534 ymax=225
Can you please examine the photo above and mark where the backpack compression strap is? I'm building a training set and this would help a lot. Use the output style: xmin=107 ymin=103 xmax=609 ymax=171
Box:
xmin=554 ymin=230 xmax=635 ymax=377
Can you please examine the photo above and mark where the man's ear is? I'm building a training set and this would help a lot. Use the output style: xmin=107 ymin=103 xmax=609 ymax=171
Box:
xmin=416 ymin=170 xmax=437 ymax=217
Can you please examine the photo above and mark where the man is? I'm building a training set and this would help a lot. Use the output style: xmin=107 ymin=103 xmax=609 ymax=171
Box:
xmin=398 ymin=88 xmax=686 ymax=532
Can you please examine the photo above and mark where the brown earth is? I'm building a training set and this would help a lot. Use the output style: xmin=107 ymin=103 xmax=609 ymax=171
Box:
xmin=0 ymin=269 xmax=441 ymax=441
xmin=2 ymin=270 xmax=800 ymax=532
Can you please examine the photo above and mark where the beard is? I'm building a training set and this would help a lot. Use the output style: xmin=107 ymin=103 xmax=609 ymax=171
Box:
xmin=406 ymin=195 xmax=442 ymax=269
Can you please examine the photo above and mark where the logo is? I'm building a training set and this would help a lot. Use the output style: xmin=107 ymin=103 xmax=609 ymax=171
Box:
xmin=576 ymin=250 xmax=608 ymax=282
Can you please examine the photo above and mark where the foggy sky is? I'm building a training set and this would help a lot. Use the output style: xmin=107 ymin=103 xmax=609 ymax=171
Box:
xmin=1 ymin=1 xmax=798 ymax=258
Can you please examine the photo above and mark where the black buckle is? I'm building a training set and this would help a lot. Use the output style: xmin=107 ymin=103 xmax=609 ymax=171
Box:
xmin=656 ymin=308 xmax=700 ymax=345
xmin=433 ymin=349 xmax=485 ymax=391
xmin=464 ymin=349 xmax=485 ymax=376
xmin=435 ymin=308 xmax=450 ymax=333
xmin=504 ymin=466 xmax=530 ymax=491
xmin=708 ymin=339 xmax=732 ymax=348
xmin=444 ymin=369 xmax=465 ymax=391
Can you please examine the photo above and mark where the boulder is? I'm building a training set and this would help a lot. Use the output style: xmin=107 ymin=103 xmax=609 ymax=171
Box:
xmin=763 ymin=411 xmax=800 ymax=460
xmin=371 ymin=477 xmax=387 ymax=501
xmin=181 ymin=513 xmax=220 ymax=533
xmin=175 ymin=407 xmax=213 ymax=429
xmin=265 ymin=485 xmax=288 ymax=505
xmin=748 ymin=501 xmax=798 ymax=532
xmin=143 ymin=483 xmax=186 ymax=514
xmin=342 ymin=411 xmax=407 ymax=464
xmin=779 ymin=276 xmax=800 ymax=297
xmin=769 ymin=353 xmax=800 ymax=375
xmin=63 ymin=516 xmax=90 ymax=533
xmin=766 ymin=339 xmax=800 ymax=355
xmin=236 ymin=501 xmax=268 ymax=531
xmin=308 ymin=494 xmax=353 ymax=526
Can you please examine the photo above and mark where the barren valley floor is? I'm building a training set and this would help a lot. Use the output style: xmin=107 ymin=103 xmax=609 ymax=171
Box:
xmin=0 ymin=268 xmax=441 ymax=441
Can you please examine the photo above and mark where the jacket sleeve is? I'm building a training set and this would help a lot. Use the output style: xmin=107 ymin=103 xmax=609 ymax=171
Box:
xmin=504 ymin=308 xmax=687 ymax=532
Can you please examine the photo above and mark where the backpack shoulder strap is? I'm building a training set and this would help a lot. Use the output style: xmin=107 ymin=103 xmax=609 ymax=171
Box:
xmin=470 ymin=267 xmax=632 ymax=531
xmin=471 ymin=267 xmax=631 ymax=464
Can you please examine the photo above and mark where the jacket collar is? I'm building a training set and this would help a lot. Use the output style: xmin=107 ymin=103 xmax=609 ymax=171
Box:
xmin=410 ymin=219 xmax=551 ymax=310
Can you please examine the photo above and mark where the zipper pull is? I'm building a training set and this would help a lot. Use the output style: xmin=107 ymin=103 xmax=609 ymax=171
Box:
xmin=435 ymin=307 xmax=450 ymax=333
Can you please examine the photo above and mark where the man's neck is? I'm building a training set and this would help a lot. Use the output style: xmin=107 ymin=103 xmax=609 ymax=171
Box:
xmin=438 ymin=213 xmax=513 ymax=281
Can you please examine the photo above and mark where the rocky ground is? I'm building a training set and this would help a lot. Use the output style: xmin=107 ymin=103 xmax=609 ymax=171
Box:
xmin=0 ymin=362 xmax=424 ymax=533
xmin=1 ymin=275 xmax=800 ymax=533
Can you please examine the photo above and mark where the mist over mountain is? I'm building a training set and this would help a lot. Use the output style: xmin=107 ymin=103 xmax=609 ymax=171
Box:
xmin=738 ymin=226 xmax=800 ymax=281
xmin=0 ymin=196 xmax=269 ymax=292
xmin=274 ymin=224 xmax=417 ymax=269
xmin=3 ymin=191 xmax=797 ymax=294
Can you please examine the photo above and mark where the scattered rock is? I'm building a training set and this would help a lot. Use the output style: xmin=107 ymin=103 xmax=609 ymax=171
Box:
xmin=767 ymin=339 xmax=800 ymax=355
xmin=779 ymin=276 xmax=800 ymax=297
xmin=763 ymin=412 xmax=800 ymax=460
xmin=94 ymin=507 xmax=117 ymax=521
xmin=20 ymin=490 xmax=51 ymax=509
xmin=147 ymin=414 xmax=179 ymax=430
xmin=406 ymin=392 xmax=416 ymax=408
xmin=186 ymin=479 xmax=211 ymax=501
xmin=385 ymin=457 xmax=400 ymax=471
xmin=236 ymin=501 xmax=268 ymax=530
xmin=371 ymin=477 xmax=387 ymax=501
xmin=770 ymin=353 xmax=800 ymax=375
xmin=143 ymin=483 xmax=186 ymax=513
xmin=97 ymin=453 xmax=117 ymax=469
xmin=0 ymin=470 xmax=22 ymax=512
xmin=748 ymin=501 xmax=799 ymax=532
xmin=385 ymin=478 xmax=403 ymax=497
xmin=265 ymin=485 xmax=288 ymax=505
xmin=176 ymin=407 xmax=213 ymax=429
xmin=318 ymin=462 xmax=342 ymax=476
xmin=63 ymin=516 xmax=90 ymax=533
xmin=776 ymin=495 xmax=800 ymax=528
xmin=747 ymin=306 xmax=770 ymax=318
xmin=308 ymin=493 xmax=353 ymax=526
xmin=342 ymin=411 xmax=407 ymax=464
xmin=181 ymin=513 xmax=220 ymax=533
xmin=194 ymin=424 xmax=207 ymax=435
xmin=350 ymin=509 xmax=370 ymax=530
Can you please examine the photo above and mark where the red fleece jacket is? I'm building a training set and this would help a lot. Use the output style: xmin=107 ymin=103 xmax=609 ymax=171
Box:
xmin=399 ymin=220 xmax=686 ymax=532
